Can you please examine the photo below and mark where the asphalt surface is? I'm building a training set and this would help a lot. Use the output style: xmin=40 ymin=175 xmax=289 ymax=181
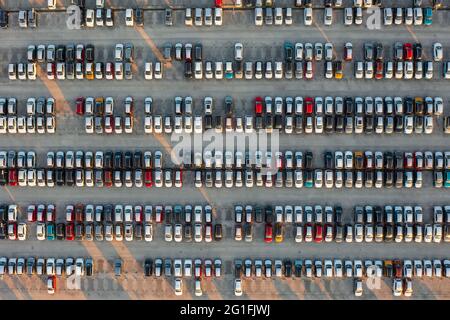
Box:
xmin=0 ymin=1 xmax=449 ymax=300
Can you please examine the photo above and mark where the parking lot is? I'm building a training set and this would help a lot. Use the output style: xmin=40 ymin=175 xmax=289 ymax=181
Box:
xmin=0 ymin=0 xmax=449 ymax=300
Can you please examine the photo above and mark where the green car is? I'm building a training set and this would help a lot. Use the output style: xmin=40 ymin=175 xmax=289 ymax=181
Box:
xmin=46 ymin=223 xmax=55 ymax=241
xmin=284 ymin=41 xmax=294 ymax=62
xmin=423 ymin=7 xmax=433 ymax=25
xmin=444 ymin=170 xmax=450 ymax=188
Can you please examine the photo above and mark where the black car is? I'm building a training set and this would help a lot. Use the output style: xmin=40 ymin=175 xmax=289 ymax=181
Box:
xmin=248 ymin=115 xmax=260 ymax=131
xmin=385 ymin=224 xmax=394 ymax=242
xmin=164 ymin=259 xmax=172 ymax=276
xmin=294 ymin=115 xmax=303 ymax=133
xmin=75 ymin=223 xmax=85 ymax=240
xmin=56 ymin=223 xmax=65 ymax=240
xmin=66 ymin=62 xmax=75 ymax=79
xmin=294 ymin=260 xmax=303 ymax=277
xmin=335 ymin=115 xmax=344 ymax=133
xmin=365 ymin=116 xmax=374 ymax=133
xmin=27 ymin=9 xmax=37 ymax=28
xmin=104 ymin=205 xmax=113 ymax=222
xmin=364 ymin=43 xmax=374 ymax=61
xmin=413 ymin=43 xmax=422 ymax=60
xmin=324 ymin=152 xmax=333 ymax=169
xmin=165 ymin=8 xmax=173 ymax=26
xmin=135 ymin=8 xmax=144 ymax=26
xmin=265 ymin=206 xmax=273 ymax=224
xmin=85 ymin=44 xmax=95 ymax=62
xmin=184 ymin=61 xmax=193 ymax=78
xmin=325 ymin=115 xmax=334 ymax=133
xmin=404 ymin=97 xmax=414 ymax=114
xmin=194 ymin=44 xmax=203 ymax=61
xmin=205 ymin=115 xmax=213 ymax=130
xmin=274 ymin=115 xmax=282 ymax=129
xmin=144 ymin=259 xmax=153 ymax=276
xmin=375 ymin=206 xmax=383 ymax=224
xmin=344 ymin=97 xmax=353 ymax=115
xmin=56 ymin=169 xmax=65 ymax=186
xmin=234 ymin=259 xmax=242 ymax=278
xmin=184 ymin=223 xmax=192 ymax=242
xmin=375 ymin=42 xmax=384 ymax=61
xmin=134 ymin=223 xmax=143 ymax=241
xmin=305 ymin=152 xmax=313 ymax=169
xmin=225 ymin=96 xmax=234 ymax=115
xmin=285 ymin=43 xmax=294 ymax=62
xmin=215 ymin=116 xmax=223 ymax=131
xmin=114 ymin=152 xmax=123 ymax=169
xmin=66 ymin=45 xmax=75 ymax=62
xmin=133 ymin=151 xmax=142 ymax=169
xmin=104 ymin=151 xmax=113 ymax=169
xmin=214 ymin=224 xmax=223 ymax=241
xmin=254 ymin=207 xmax=263 ymax=223
xmin=0 ymin=170 xmax=7 ymax=186
xmin=384 ymin=152 xmax=394 ymax=169
xmin=0 ymin=10 xmax=8 ymax=28
xmin=394 ymin=115 xmax=403 ymax=133
xmin=65 ymin=169 xmax=74 ymax=186
xmin=284 ymin=259 xmax=292 ymax=277
xmin=395 ymin=170 xmax=403 ymax=188
xmin=0 ymin=222 xmax=6 ymax=239
xmin=124 ymin=152 xmax=133 ymax=169
xmin=365 ymin=171 xmax=374 ymax=187
xmin=285 ymin=61 xmax=293 ymax=78
xmin=56 ymin=45 xmax=66 ymax=62
xmin=265 ymin=114 xmax=273 ymax=131
xmin=394 ymin=152 xmax=403 ymax=169
xmin=384 ymin=170 xmax=394 ymax=188
xmin=333 ymin=224 xmax=342 ymax=242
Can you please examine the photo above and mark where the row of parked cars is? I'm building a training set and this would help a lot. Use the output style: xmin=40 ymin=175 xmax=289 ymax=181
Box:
xmin=0 ymin=256 xmax=93 ymax=278
xmin=233 ymin=214 xmax=447 ymax=244
xmin=254 ymin=5 xmax=432 ymax=27
xmin=234 ymin=204 xmax=449 ymax=225
xmin=234 ymin=258 xmax=450 ymax=280
xmin=3 ymin=148 xmax=449 ymax=172
xmin=0 ymin=97 xmax=56 ymax=134
xmin=233 ymin=257 xmax=449 ymax=297
xmin=149 ymin=257 xmax=223 ymax=297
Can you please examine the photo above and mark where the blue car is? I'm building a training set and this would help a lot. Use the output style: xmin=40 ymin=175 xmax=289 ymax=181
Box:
xmin=46 ymin=223 xmax=55 ymax=240
xmin=423 ymin=7 xmax=433 ymax=25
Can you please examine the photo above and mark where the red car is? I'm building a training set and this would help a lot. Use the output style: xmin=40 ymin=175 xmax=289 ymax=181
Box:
xmin=215 ymin=0 xmax=223 ymax=7
xmin=403 ymin=43 xmax=413 ymax=61
xmin=104 ymin=170 xmax=113 ymax=187
xmin=304 ymin=97 xmax=314 ymax=114
xmin=264 ymin=223 xmax=273 ymax=243
xmin=255 ymin=97 xmax=263 ymax=115
xmin=145 ymin=169 xmax=153 ymax=188
xmin=75 ymin=204 xmax=84 ymax=222
xmin=8 ymin=170 xmax=17 ymax=186
xmin=393 ymin=260 xmax=402 ymax=278
xmin=65 ymin=223 xmax=75 ymax=241
xmin=375 ymin=61 xmax=384 ymax=79
xmin=314 ymin=223 xmax=323 ymax=243
xmin=75 ymin=97 xmax=85 ymax=115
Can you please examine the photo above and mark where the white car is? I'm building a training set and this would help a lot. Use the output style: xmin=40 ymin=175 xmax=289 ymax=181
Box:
xmin=174 ymin=278 xmax=183 ymax=296
xmin=234 ymin=43 xmax=243 ymax=61
xmin=125 ymin=8 xmax=134 ymax=26
xmin=433 ymin=42 xmax=443 ymax=61
xmin=304 ymin=8 xmax=313 ymax=26
xmin=234 ymin=278 xmax=243 ymax=296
